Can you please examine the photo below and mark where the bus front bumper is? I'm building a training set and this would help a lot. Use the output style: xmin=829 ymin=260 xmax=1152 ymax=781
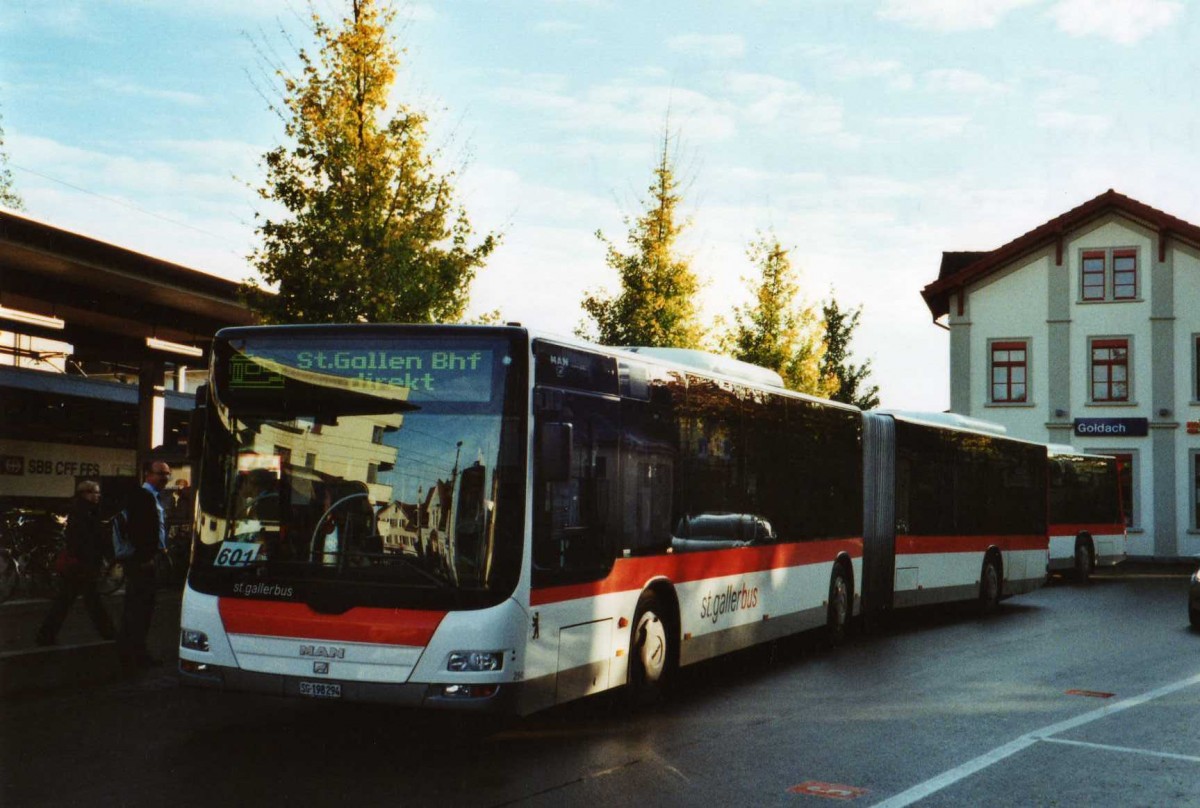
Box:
xmin=178 ymin=659 xmax=521 ymax=712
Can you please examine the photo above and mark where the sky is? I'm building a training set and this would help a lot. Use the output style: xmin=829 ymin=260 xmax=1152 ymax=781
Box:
xmin=2 ymin=0 xmax=1198 ymax=411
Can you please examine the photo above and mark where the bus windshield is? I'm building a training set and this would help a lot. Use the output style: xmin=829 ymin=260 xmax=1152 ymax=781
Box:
xmin=189 ymin=328 xmax=527 ymax=611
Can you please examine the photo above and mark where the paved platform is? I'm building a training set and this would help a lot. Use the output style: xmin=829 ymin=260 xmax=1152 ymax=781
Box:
xmin=0 ymin=586 xmax=181 ymax=698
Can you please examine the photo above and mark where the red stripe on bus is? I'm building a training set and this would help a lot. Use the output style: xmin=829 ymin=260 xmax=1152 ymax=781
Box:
xmin=531 ymin=538 xmax=863 ymax=606
xmin=218 ymin=598 xmax=446 ymax=647
xmin=895 ymin=534 xmax=1047 ymax=555
xmin=1048 ymin=522 xmax=1125 ymax=537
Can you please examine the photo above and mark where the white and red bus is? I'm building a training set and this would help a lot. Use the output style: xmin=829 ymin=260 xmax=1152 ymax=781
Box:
xmin=861 ymin=411 xmax=1048 ymax=619
xmin=1046 ymin=446 xmax=1126 ymax=581
xmin=178 ymin=325 xmax=1047 ymax=713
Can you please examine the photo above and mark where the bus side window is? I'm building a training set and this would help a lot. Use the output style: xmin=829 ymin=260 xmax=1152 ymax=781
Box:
xmin=532 ymin=394 xmax=619 ymax=583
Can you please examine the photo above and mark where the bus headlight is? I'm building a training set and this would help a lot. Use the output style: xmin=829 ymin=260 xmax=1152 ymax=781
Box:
xmin=447 ymin=650 xmax=504 ymax=672
xmin=180 ymin=628 xmax=210 ymax=652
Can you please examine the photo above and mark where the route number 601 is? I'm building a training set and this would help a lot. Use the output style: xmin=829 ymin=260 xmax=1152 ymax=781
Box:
xmin=214 ymin=542 xmax=261 ymax=567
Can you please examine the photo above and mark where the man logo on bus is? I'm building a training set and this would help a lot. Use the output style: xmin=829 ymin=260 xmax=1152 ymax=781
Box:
xmin=299 ymin=645 xmax=346 ymax=659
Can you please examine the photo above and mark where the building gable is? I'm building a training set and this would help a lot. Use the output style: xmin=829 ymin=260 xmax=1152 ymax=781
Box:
xmin=922 ymin=190 xmax=1200 ymax=320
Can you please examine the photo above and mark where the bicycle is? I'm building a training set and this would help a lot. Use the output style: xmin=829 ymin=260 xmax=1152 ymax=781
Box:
xmin=0 ymin=546 xmax=18 ymax=603
xmin=0 ymin=510 xmax=67 ymax=601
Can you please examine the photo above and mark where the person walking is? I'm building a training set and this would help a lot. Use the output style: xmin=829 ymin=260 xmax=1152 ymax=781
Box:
xmin=36 ymin=481 xmax=116 ymax=645
xmin=117 ymin=459 xmax=171 ymax=670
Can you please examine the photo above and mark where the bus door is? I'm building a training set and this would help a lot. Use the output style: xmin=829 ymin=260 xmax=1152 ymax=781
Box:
xmin=531 ymin=342 xmax=621 ymax=703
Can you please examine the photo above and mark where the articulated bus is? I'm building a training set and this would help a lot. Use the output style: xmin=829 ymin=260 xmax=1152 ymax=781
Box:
xmin=1046 ymin=446 xmax=1126 ymax=581
xmin=178 ymin=325 xmax=1047 ymax=714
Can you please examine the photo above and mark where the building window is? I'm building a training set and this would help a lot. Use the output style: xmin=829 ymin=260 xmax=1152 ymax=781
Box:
xmin=990 ymin=340 xmax=1028 ymax=403
xmin=1193 ymin=452 xmax=1200 ymax=531
xmin=1082 ymin=251 xmax=1106 ymax=300
xmin=1194 ymin=335 xmax=1200 ymax=401
xmin=1114 ymin=453 xmax=1135 ymax=528
xmin=1112 ymin=250 xmax=1137 ymax=299
xmin=1080 ymin=248 xmax=1138 ymax=302
xmin=1090 ymin=338 xmax=1129 ymax=402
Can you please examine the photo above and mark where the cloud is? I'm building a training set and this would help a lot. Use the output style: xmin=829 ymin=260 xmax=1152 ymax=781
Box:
xmin=7 ymin=133 xmax=258 ymax=280
xmin=877 ymin=0 xmax=1040 ymax=31
xmin=91 ymin=77 xmax=206 ymax=107
xmin=872 ymin=114 xmax=972 ymax=139
xmin=1036 ymin=110 xmax=1111 ymax=134
xmin=666 ymin=33 xmax=746 ymax=59
xmin=923 ymin=69 xmax=1012 ymax=96
xmin=0 ymin=4 xmax=90 ymax=37
xmin=489 ymin=80 xmax=737 ymax=142
xmin=1045 ymin=0 xmax=1183 ymax=45
xmin=534 ymin=20 xmax=585 ymax=34
xmin=723 ymin=73 xmax=846 ymax=138
xmin=794 ymin=45 xmax=914 ymax=91
xmin=1031 ymin=69 xmax=1101 ymax=106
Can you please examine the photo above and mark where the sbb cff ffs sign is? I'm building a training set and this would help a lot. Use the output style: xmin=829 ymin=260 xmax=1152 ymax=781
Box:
xmin=1074 ymin=418 xmax=1148 ymax=437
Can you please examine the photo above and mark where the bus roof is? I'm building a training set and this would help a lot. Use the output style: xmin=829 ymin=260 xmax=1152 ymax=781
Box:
xmin=873 ymin=410 xmax=1009 ymax=437
xmin=1047 ymin=444 xmax=1118 ymax=460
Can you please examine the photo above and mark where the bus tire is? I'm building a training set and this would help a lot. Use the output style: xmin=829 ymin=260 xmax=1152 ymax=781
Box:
xmin=826 ymin=564 xmax=851 ymax=647
xmin=1073 ymin=540 xmax=1093 ymax=584
xmin=979 ymin=554 xmax=1002 ymax=615
xmin=627 ymin=591 xmax=673 ymax=707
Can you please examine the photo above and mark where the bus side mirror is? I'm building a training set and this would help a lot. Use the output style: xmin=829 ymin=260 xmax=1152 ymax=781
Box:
xmin=538 ymin=422 xmax=573 ymax=482
xmin=187 ymin=384 xmax=208 ymax=465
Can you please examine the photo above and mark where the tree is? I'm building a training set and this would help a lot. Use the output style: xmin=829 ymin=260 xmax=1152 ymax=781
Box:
xmin=248 ymin=0 xmax=497 ymax=324
xmin=0 ymin=111 xmax=24 ymax=211
xmin=579 ymin=129 xmax=703 ymax=348
xmin=821 ymin=296 xmax=880 ymax=409
xmin=723 ymin=233 xmax=838 ymax=396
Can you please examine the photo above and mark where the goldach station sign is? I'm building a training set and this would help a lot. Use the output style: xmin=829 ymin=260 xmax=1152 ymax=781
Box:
xmin=1073 ymin=417 xmax=1149 ymax=437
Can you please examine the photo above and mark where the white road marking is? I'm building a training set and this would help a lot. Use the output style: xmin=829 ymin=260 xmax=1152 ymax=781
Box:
xmin=1039 ymin=737 xmax=1200 ymax=765
xmin=870 ymin=671 xmax=1200 ymax=808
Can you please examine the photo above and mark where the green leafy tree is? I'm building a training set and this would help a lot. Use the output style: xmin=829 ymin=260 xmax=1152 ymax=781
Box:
xmin=821 ymin=296 xmax=880 ymax=409
xmin=724 ymin=233 xmax=837 ymax=396
xmin=0 ymin=111 xmax=25 ymax=211
xmin=248 ymin=0 xmax=497 ymax=324
xmin=579 ymin=130 xmax=703 ymax=348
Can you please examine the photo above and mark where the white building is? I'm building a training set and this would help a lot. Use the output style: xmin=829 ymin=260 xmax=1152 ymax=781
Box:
xmin=922 ymin=190 xmax=1200 ymax=560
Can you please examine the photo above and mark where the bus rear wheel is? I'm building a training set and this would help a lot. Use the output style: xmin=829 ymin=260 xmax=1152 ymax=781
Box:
xmin=826 ymin=565 xmax=851 ymax=647
xmin=979 ymin=555 xmax=1002 ymax=615
xmin=627 ymin=591 xmax=673 ymax=707
xmin=1074 ymin=542 xmax=1093 ymax=584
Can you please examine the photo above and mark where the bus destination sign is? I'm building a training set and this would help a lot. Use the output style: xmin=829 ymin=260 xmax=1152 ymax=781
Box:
xmin=231 ymin=347 xmax=495 ymax=402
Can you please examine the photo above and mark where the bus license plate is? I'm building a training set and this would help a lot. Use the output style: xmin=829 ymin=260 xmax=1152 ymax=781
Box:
xmin=299 ymin=681 xmax=342 ymax=699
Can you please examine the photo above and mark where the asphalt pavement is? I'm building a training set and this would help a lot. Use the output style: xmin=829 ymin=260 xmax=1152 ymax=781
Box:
xmin=0 ymin=583 xmax=182 ymax=697
xmin=0 ymin=560 xmax=1192 ymax=700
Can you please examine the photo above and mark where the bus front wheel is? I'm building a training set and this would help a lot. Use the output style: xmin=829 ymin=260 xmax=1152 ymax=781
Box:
xmin=627 ymin=591 xmax=673 ymax=707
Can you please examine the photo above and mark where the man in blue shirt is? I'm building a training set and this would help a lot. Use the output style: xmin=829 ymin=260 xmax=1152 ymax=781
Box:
xmin=117 ymin=459 xmax=170 ymax=670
